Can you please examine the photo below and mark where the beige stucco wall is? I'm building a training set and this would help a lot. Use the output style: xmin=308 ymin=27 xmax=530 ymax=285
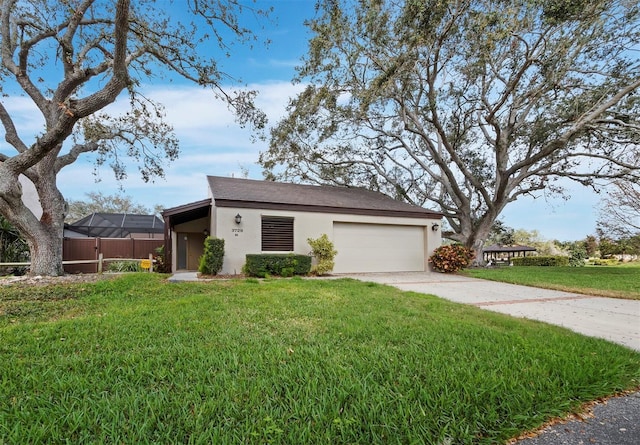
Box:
xmin=211 ymin=206 xmax=442 ymax=275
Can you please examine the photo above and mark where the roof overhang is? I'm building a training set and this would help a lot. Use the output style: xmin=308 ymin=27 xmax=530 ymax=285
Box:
xmin=162 ymin=199 xmax=212 ymax=226
xmin=214 ymin=199 xmax=443 ymax=219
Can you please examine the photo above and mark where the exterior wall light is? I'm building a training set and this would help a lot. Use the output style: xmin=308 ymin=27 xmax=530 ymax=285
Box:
xmin=203 ymin=229 xmax=209 ymax=237
xmin=431 ymin=223 xmax=440 ymax=232
xmin=235 ymin=213 xmax=242 ymax=225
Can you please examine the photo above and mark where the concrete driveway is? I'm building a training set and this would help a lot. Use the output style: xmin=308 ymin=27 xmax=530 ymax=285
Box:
xmin=340 ymin=272 xmax=640 ymax=352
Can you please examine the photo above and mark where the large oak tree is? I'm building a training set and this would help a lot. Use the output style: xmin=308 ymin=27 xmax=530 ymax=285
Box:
xmin=261 ymin=0 xmax=640 ymax=259
xmin=0 ymin=0 xmax=267 ymax=275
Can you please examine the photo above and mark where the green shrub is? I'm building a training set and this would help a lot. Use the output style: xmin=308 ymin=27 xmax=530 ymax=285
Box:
xmin=107 ymin=260 xmax=142 ymax=272
xmin=307 ymin=234 xmax=338 ymax=276
xmin=280 ymin=267 xmax=295 ymax=278
xmin=429 ymin=244 xmax=475 ymax=273
xmin=198 ymin=237 xmax=225 ymax=276
xmin=511 ymin=256 xmax=569 ymax=266
xmin=568 ymin=246 xmax=587 ymax=267
xmin=244 ymin=254 xmax=311 ymax=277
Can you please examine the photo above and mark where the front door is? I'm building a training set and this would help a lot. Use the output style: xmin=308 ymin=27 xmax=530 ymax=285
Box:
xmin=176 ymin=233 xmax=206 ymax=270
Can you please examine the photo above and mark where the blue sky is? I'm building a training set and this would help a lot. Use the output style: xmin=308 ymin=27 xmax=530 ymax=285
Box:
xmin=4 ymin=0 xmax=602 ymax=241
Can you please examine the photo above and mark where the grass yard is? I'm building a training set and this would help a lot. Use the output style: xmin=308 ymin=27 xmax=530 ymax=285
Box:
xmin=1 ymin=274 xmax=639 ymax=444
xmin=462 ymin=264 xmax=640 ymax=300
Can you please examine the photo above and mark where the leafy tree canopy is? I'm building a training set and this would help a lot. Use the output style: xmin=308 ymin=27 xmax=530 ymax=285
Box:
xmin=261 ymin=0 xmax=640 ymax=259
xmin=485 ymin=220 xmax=515 ymax=246
xmin=0 ymin=0 xmax=268 ymax=275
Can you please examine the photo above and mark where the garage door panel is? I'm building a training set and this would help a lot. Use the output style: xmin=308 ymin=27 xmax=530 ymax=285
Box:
xmin=333 ymin=223 xmax=424 ymax=273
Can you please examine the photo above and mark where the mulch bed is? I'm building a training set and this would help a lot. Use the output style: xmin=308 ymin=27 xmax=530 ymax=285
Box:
xmin=197 ymin=273 xmax=247 ymax=280
xmin=0 ymin=274 xmax=115 ymax=287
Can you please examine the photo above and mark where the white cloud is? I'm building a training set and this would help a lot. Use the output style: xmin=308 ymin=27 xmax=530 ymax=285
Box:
xmin=145 ymin=87 xmax=238 ymax=130
xmin=54 ymin=81 xmax=305 ymax=209
xmin=246 ymin=57 xmax=301 ymax=69
xmin=0 ymin=97 xmax=44 ymax=152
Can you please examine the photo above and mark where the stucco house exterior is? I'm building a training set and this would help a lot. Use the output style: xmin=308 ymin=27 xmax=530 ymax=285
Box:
xmin=162 ymin=176 xmax=443 ymax=274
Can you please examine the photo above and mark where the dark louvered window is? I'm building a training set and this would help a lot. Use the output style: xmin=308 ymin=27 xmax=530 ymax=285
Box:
xmin=261 ymin=216 xmax=294 ymax=251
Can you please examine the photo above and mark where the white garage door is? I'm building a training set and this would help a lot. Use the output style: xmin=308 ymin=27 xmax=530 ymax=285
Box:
xmin=333 ymin=222 xmax=425 ymax=273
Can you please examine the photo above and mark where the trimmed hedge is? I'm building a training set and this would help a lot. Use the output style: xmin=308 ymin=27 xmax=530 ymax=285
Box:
xmin=244 ymin=254 xmax=312 ymax=278
xmin=511 ymin=256 xmax=569 ymax=266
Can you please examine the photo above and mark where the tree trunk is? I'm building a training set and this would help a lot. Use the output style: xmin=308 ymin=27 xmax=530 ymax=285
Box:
xmin=27 ymin=229 xmax=64 ymax=276
xmin=468 ymin=236 xmax=488 ymax=266
xmin=0 ymin=163 xmax=67 ymax=276
xmin=27 ymin=163 xmax=67 ymax=276
xmin=448 ymin=213 xmax=495 ymax=266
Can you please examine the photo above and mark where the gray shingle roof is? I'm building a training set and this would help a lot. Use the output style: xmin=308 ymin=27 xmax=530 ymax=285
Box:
xmin=207 ymin=176 xmax=441 ymax=218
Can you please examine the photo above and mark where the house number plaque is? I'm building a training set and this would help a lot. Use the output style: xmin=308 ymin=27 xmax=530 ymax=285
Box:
xmin=232 ymin=228 xmax=243 ymax=237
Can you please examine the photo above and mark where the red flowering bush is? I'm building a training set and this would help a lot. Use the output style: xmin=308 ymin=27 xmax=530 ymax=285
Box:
xmin=429 ymin=244 xmax=475 ymax=273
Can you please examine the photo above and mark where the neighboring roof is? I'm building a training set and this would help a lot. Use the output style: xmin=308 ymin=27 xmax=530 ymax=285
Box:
xmin=66 ymin=213 xmax=164 ymax=238
xmin=207 ymin=176 xmax=442 ymax=219
xmin=483 ymin=244 xmax=537 ymax=253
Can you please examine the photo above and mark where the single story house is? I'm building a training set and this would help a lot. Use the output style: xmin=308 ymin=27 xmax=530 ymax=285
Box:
xmin=162 ymin=176 xmax=443 ymax=274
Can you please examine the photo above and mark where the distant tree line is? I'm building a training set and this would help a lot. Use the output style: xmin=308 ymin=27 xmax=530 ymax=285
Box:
xmin=486 ymin=223 xmax=640 ymax=260
xmin=65 ymin=192 xmax=162 ymax=223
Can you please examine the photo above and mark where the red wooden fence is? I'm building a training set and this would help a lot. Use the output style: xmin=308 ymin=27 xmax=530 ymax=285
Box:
xmin=63 ymin=238 xmax=164 ymax=273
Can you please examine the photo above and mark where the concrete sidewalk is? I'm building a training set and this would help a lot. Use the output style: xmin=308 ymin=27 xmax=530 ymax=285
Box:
xmin=340 ymin=272 xmax=640 ymax=352
xmin=168 ymin=271 xmax=199 ymax=282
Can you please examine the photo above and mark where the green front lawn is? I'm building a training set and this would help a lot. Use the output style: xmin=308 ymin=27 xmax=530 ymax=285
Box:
xmin=463 ymin=264 xmax=640 ymax=300
xmin=1 ymin=274 xmax=639 ymax=444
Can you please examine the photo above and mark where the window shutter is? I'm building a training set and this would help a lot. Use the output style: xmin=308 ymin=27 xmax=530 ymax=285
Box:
xmin=261 ymin=216 xmax=294 ymax=251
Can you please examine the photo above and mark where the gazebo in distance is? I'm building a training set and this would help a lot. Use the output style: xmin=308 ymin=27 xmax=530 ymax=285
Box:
xmin=482 ymin=244 xmax=537 ymax=265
